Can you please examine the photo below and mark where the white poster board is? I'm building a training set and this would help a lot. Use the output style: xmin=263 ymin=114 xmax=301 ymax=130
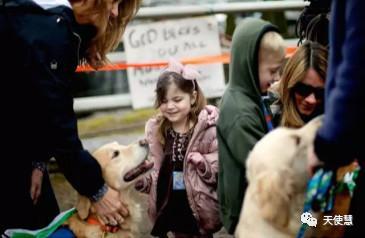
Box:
xmin=123 ymin=16 xmax=225 ymax=109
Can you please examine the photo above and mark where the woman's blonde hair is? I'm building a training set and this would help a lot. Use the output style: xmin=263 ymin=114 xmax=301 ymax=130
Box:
xmin=279 ymin=41 xmax=328 ymax=128
xmin=71 ymin=0 xmax=141 ymax=68
xmin=154 ymin=72 xmax=207 ymax=146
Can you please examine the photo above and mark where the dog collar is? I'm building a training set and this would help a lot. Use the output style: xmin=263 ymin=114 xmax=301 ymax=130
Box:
xmin=86 ymin=216 xmax=120 ymax=233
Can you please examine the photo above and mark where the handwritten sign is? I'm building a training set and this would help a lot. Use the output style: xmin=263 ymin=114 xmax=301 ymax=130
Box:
xmin=123 ymin=16 xmax=225 ymax=109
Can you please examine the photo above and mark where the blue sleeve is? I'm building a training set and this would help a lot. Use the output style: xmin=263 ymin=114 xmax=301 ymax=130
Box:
xmin=315 ymin=0 xmax=365 ymax=166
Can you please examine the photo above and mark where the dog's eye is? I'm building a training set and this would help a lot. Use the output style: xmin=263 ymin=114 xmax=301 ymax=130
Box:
xmin=112 ymin=150 xmax=120 ymax=159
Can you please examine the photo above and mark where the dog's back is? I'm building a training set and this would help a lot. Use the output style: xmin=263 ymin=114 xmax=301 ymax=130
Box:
xmin=235 ymin=117 xmax=322 ymax=238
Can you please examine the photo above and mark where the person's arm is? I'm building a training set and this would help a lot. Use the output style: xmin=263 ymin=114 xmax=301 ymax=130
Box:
xmin=314 ymin=0 xmax=365 ymax=167
xmin=187 ymin=126 xmax=218 ymax=185
xmin=23 ymin=29 xmax=103 ymax=198
xmin=34 ymin=72 xmax=105 ymax=197
xmin=136 ymin=119 xmax=162 ymax=193
xmin=28 ymin=45 xmax=128 ymax=225
xmin=30 ymin=161 xmax=47 ymax=205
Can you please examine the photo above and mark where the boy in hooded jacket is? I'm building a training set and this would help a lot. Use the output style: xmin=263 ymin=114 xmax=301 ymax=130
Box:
xmin=217 ymin=18 xmax=286 ymax=234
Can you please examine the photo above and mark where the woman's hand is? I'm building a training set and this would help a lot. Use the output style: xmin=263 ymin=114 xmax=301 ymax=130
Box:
xmin=92 ymin=187 xmax=129 ymax=226
xmin=30 ymin=168 xmax=43 ymax=205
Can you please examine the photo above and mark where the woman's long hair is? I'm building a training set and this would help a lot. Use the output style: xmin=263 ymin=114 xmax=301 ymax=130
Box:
xmin=279 ymin=41 xmax=328 ymax=128
xmin=154 ymin=72 xmax=206 ymax=146
xmin=71 ymin=0 xmax=141 ymax=68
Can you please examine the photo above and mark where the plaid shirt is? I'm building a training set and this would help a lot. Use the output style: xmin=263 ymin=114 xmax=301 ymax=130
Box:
xmin=261 ymin=96 xmax=274 ymax=131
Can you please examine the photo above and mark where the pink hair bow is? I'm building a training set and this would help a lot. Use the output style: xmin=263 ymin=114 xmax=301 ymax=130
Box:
xmin=164 ymin=58 xmax=201 ymax=80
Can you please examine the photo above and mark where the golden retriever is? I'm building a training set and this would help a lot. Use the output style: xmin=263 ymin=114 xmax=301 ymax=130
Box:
xmin=66 ymin=140 xmax=154 ymax=238
xmin=235 ymin=117 xmax=322 ymax=238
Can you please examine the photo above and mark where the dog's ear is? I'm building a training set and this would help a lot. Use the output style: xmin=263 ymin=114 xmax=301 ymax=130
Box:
xmin=245 ymin=151 xmax=255 ymax=182
xmin=298 ymin=115 xmax=323 ymax=140
xmin=246 ymin=150 xmax=265 ymax=183
xmin=76 ymin=195 xmax=91 ymax=219
xmin=255 ymin=169 xmax=294 ymax=229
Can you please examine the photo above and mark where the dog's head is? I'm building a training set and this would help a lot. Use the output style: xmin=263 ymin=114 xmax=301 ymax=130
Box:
xmin=245 ymin=116 xmax=322 ymax=229
xmin=93 ymin=140 xmax=154 ymax=191
xmin=76 ymin=140 xmax=154 ymax=219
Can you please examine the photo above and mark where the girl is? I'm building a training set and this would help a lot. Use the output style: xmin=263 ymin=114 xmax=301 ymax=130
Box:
xmin=138 ymin=59 xmax=221 ymax=238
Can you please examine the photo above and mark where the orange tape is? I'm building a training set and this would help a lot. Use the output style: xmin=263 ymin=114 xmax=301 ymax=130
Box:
xmin=76 ymin=47 xmax=296 ymax=73
xmin=76 ymin=53 xmax=230 ymax=72
xmin=286 ymin=46 xmax=297 ymax=58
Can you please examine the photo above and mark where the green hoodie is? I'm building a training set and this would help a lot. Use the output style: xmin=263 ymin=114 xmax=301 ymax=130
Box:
xmin=217 ymin=18 xmax=279 ymax=234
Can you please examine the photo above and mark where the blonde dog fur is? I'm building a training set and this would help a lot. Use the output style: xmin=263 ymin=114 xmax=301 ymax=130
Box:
xmin=235 ymin=117 xmax=322 ymax=238
xmin=65 ymin=141 xmax=153 ymax=238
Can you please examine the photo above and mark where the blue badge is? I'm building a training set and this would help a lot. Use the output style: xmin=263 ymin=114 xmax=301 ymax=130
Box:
xmin=173 ymin=171 xmax=185 ymax=190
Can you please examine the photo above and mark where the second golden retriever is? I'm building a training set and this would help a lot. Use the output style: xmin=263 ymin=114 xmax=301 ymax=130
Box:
xmin=235 ymin=117 xmax=322 ymax=238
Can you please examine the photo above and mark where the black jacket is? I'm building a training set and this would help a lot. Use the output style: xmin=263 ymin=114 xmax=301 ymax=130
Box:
xmin=0 ymin=0 xmax=104 ymax=231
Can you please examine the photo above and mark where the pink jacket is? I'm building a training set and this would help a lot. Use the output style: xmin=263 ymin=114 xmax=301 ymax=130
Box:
xmin=140 ymin=105 xmax=221 ymax=234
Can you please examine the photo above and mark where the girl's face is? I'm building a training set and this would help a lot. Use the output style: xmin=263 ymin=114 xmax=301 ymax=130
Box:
xmin=293 ymin=68 xmax=325 ymax=117
xmin=159 ymin=82 xmax=197 ymax=127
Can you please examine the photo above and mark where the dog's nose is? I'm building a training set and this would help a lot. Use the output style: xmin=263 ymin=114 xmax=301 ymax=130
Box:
xmin=139 ymin=139 xmax=149 ymax=148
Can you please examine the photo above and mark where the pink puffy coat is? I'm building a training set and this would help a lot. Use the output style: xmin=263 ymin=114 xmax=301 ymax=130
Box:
xmin=140 ymin=105 xmax=221 ymax=234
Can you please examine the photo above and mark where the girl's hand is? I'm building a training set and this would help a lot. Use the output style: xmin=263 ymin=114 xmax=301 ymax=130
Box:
xmin=30 ymin=168 xmax=43 ymax=205
xmin=188 ymin=152 xmax=206 ymax=172
xmin=134 ymin=179 xmax=144 ymax=191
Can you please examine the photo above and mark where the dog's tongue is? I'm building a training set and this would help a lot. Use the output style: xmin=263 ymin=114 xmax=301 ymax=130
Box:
xmin=124 ymin=160 xmax=154 ymax=182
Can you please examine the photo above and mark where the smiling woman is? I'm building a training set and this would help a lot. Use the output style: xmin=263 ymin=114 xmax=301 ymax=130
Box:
xmin=277 ymin=41 xmax=328 ymax=128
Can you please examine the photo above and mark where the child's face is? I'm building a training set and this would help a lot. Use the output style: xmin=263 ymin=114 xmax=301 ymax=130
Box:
xmin=159 ymin=82 xmax=197 ymax=126
xmin=258 ymin=53 xmax=284 ymax=94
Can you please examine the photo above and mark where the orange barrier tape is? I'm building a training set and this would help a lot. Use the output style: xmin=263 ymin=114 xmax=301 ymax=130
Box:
xmin=76 ymin=53 xmax=230 ymax=72
xmin=286 ymin=46 xmax=297 ymax=58
xmin=76 ymin=47 xmax=297 ymax=73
